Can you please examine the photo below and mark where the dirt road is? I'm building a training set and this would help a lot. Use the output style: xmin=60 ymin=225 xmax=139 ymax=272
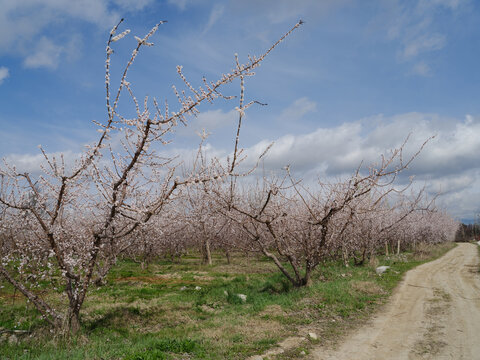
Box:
xmin=311 ymin=243 xmax=480 ymax=360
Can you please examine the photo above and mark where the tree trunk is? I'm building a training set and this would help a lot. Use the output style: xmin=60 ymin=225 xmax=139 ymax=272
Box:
xmin=353 ymin=248 xmax=367 ymax=266
xmin=93 ymin=256 xmax=116 ymax=286
xmin=301 ymin=269 xmax=312 ymax=287
xmin=68 ymin=310 xmax=81 ymax=335
xmin=203 ymin=238 xmax=212 ymax=265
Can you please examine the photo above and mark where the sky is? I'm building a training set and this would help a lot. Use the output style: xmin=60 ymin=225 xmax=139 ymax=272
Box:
xmin=0 ymin=0 xmax=479 ymax=222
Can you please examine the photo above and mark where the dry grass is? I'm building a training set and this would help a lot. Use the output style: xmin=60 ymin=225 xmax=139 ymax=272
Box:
xmin=259 ymin=304 xmax=287 ymax=317
xmin=350 ymin=281 xmax=385 ymax=295
xmin=115 ymin=276 xmax=198 ymax=285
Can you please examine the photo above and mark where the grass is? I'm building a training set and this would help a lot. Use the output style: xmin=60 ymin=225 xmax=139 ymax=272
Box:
xmin=0 ymin=242 xmax=456 ymax=359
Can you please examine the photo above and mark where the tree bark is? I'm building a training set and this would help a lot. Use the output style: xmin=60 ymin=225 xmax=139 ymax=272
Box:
xmin=68 ymin=310 xmax=81 ymax=335
xmin=203 ymin=238 xmax=212 ymax=265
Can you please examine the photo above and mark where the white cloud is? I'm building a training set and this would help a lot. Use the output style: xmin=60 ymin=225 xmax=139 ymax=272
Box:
xmin=419 ymin=0 xmax=465 ymax=11
xmin=279 ymin=97 xmax=317 ymax=121
xmin=113 ymin=0 xmax=154 ymax=11
xmin=23 ymin=37 xmax=63 ymax=69
xmin=0 ymin=66 xmax=9 ymax=85
xmin=402 ymin=33 xmax=446 ymax=59
xmin=3 ymin=150 xmax=79 ymax=175
xmin=428 ymin=170 xmax=480 ymax=220
xmin=167 ymin=0 xmax=190 ymax=11
xmin=411 ymin=61 xmax=431 ymax=76
xmin=232 ymin=0 xmax=352 ymax=24
xmin=0 ymin=0 xmax=155 ymax=71
xmin=0 ymin=0 xmax=130 ymax=70
xmin=0 ymin=0 xmax=116 ymax=51
xmin=241 ymin=121 xmax=367 ymax=174
xmin=427 ymin=173 xmax=475 ymax=194
xmin=21 ymin=34 xmax=82 ymax=69
xmin=225 ymin=112 xmax=480 ymax=219
xmin=202 ymin=4 xmax=225 ymax=35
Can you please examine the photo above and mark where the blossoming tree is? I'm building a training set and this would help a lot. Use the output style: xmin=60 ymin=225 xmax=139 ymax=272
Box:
xmin=0 ymin=19 xmax=303 ymax=333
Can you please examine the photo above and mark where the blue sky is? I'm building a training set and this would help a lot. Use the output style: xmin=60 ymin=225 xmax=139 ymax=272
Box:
xmin=0 ymin=0 xmax=479 ymax=222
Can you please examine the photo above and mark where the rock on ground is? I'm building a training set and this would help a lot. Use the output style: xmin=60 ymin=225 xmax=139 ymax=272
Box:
xmin=375 ymin=265 xmax=390 ymax=275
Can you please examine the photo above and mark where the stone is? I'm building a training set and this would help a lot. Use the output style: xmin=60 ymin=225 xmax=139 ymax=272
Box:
xmin=300 ymin=350 xmax=306 ymax=356
xmin=223 ymin=290 xmax=229 ymax=296
xmin=8 ymin=334 xmax=18 ymax=345
xmin=237 ymin=293 xmax=247 ymax=302
xmin=376 ymin=266 xmax=390 ymax=275
xmin=195 ymin=286 xmax=202 ymax=291
xmin=246 ymin=356 xmax=263 ymax=360
xmin=180 ymin=286 xmax=188 ymax=291
xmin=307 ymin=332 xmax=318 ymax=340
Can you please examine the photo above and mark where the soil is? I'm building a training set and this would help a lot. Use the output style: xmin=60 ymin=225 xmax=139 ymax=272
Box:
xmin=310 ymin=243 xmax=480 ymax=360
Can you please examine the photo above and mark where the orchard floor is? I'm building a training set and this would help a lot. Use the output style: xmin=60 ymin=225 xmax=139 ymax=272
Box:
xmin=310 ymin=243 xmax=480 ymax=360
xmin=0 ymin=243 xmax=460 ymax=359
